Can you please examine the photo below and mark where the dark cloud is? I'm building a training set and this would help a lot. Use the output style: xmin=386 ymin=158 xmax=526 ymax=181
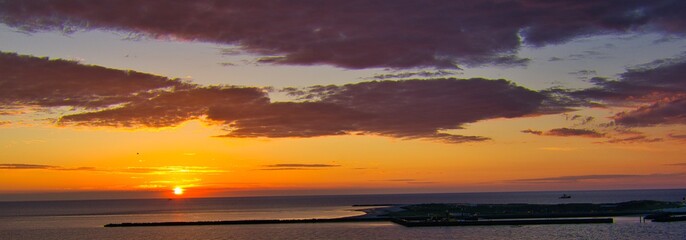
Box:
xmin=60 ymin=86 xmax=269 ymax=128
xmin=563 ymin=114 xmax=595 ymax=125
xmin=554 ymin=54 xmax=686 ymax=128
xmin=511 ymin=172 xmax=685 ymax=184
xmin=261 ymin=163 xmax=341 ymax=171
xmin=3 ymin=52 xmax=567 ymax=143
xmin=214 ymin=78 xmax=552 ymax=143
xmin=522 ymin=128 xmax=604 ymax=138
xmin=521 ymin=129 xmax=543 ymax=135
xmin=1 ymin=1 xmax=685 ymax=69
xmin=0 ymin=52 xmax=184 ymax=110
xmin=572 ymin=55 xmax=686 ymax=104
xmin=62 ymin=78 xmax=561 ymax=143
xmin=547 ymin=128 xmax=605 ymax=138
xmin=613 ymin=97 xmax=686 ymax=126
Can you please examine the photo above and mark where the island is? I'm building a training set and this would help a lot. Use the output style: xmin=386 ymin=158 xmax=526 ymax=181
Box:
xmin=104 ymin=200 xmax=686 ymax=227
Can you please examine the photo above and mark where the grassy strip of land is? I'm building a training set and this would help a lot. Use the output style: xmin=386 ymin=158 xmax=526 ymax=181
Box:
xmin=384 ymin=200 xmax=683 ymax=220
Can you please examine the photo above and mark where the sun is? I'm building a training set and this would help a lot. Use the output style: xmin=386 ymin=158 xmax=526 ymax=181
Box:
xmin=173 ymin=186 xmax=184 ymax=195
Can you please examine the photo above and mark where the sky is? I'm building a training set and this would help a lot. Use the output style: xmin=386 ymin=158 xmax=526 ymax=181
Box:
xmin=1 ymin=0 xmax=686 ymax=201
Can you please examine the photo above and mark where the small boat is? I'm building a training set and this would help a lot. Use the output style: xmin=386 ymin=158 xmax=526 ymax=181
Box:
xmin=559 ymin=194 xmax=572 ymax=199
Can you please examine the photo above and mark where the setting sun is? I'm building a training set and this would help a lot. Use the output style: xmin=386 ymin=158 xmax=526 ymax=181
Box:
xmin=173 ymin=187 xmax=184 ymax=195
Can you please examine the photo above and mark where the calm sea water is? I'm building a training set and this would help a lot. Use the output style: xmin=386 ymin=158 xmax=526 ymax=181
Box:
xmin=1 ymin=189 xmax=685 ymax=240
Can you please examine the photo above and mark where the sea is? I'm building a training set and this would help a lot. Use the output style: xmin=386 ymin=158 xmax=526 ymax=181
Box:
xmin=1 ymin=189 xmax=685 ymax=240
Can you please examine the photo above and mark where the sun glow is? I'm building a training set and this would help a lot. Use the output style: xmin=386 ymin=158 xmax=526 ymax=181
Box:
xmin=173 ymin=186 xmax=184 ymax=195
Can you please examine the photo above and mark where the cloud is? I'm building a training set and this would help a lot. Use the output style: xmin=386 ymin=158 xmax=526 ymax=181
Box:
xmin=613 ymin=97 xmax=686 ymax=126
xmin=539 ymin=147 xmax=576 ymax=151
xmin=0 ymin=52 xmax=184 ymax=110
xmin=1 ymin=1 xmax=685 ymax=69
xmin=669 ymin=133 xmax=686 ymax=139
xmin=551 ymin=54 xmax=686 ymax=128
xmin=0 ymin=163 xmax=94 ymax=171
xmin=0 ymin=163 xmax=222 ymax=174
xmin=60 ymin=86 xmax=269 ymax=128
xmin=119 ymin=166 xmax=225 ymax=174
xmin=571 ymin=55 xmax=686 ymax=104
xmin=605 ymin=135 xmax=663 ymax=143
xmin=3 ymin=52 xmax=568 ymax=143
xmin=547 ymin=128 xmax=605 ymax=138
xmin=522 ymin=128 xmax=604 ymax=138
xmin=261 ymin=163 xmax=341 ymax=171
xmin=368 ymin=70 xmax=460 ymax=80
xmin=0 ymin=164 xmax=55 ymax=170
xmin=521 ymin=129 xmax=543 ymax=135
xmin=214 ymin=78 xmax=553 ymax=142
xmin=510 ymin=172 xmax=686 ymax=184
xmin=378 ymin=179 xmax=436 ymax=184
xmin=568 ymin=70 xmax=598 ymax=80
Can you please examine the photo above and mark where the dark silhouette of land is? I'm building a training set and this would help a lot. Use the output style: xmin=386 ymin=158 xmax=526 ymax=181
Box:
xmin=104 ymin=200 xmax=686 ymax=227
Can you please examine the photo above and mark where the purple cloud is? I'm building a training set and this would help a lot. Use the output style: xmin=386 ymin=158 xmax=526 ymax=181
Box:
xmin=212 ymin=78 xmax=552 ymax=142
xmin=522 ymin=128 xmax=604 ymax=138
xmin=571 ymin=55 xmax=686 ymax=104
xmin=60 ymin=86 xmax=269 ymax=128
xmin=0 ymin=52 xmax=183 ymax=110
xmin=62 ymin=78 xmax=554 ymax=143
xmin=1 ymin=1 xmax=685 ymax=69
xmin=547 ymin=128 xmax=605 ymax=138
xmin=613 ymin=97 xmax=686 ymax=127
xmin=2 ymin=52 xmax=570 ymax=143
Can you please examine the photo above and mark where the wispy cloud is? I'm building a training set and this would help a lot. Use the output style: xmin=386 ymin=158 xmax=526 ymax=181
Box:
xmin=367 ymin=70 xmax=460 ymax=80
xmin=260 ymin=164 xmax=341 ymax=171
xmin=539 ymin=147 xmax=576 ymax=151
xmin=509 ymin=173 xmax=686 ymax=184
xmin=376 ymin=179 xmax=436 ymax=184
xmin=1 ymin=1 xmax=684 ymax=69
xmin=0 ymin=164 xmax=95 ymax=171
xmin=522 ymin=128 xmax=604 ymax=138
xmin=0 ymin=163 xmax=223 ymax=174
xmin=669 ymin=134 xmax=686 ymax=140
xmin=119 ymin=166 xmax=226 ymax=174
xmin=604 ymin=135 xmax=663 ymax=144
